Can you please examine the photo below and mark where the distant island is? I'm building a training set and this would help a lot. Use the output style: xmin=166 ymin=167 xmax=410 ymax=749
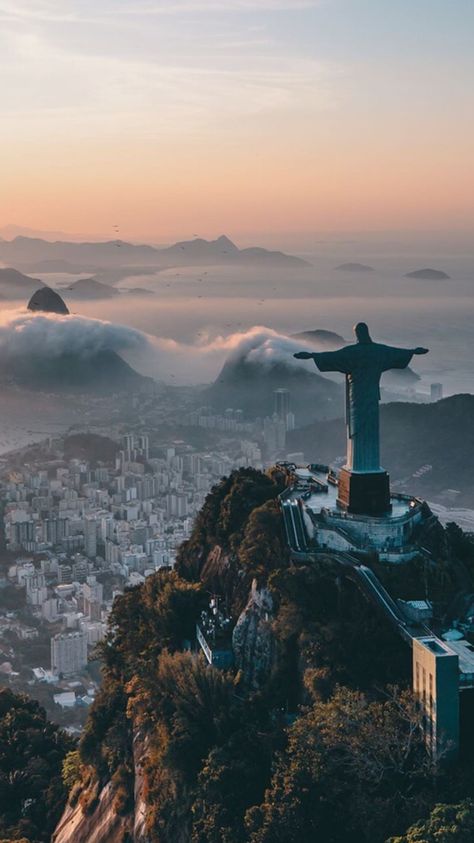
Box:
xmin=0 ymin=267 xmax=155 ymax=301
xmin=64 ymin=277 xmax=120 ymax=299
xmin=125 ymin=287 xmax=155 ymax=296
xmin=335 ymin=262 xmax=375 ymax=272
xmin=405 ymin=268 xmax=450 ymax=280
xmin=291 ymin=329 xmax=346 ymax=348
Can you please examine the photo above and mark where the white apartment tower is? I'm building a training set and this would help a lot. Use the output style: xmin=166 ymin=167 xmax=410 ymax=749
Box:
xmin=51 ymin=631 xmax=88 ymax=676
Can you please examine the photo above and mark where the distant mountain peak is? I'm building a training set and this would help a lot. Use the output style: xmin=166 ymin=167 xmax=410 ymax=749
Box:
xmin=64 ymin=277 xmax=120 ymax=299
xmin=0 ymin=267 xmax=46 ymax=299
xmin=215 ymin=235 xmax=238 ymax=250
xmin=291 ymin=329 xmax=346 ymax=348
xmin=27 ymin=287 xmax=69 ymax=315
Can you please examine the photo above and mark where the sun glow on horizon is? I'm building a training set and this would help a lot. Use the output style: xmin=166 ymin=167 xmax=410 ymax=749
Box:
xmin=1 ymin=0 xmax=473 ymax=240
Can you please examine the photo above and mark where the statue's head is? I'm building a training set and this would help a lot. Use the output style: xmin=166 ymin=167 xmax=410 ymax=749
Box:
xmin=354 ymin=322 xmax=372 ymax=343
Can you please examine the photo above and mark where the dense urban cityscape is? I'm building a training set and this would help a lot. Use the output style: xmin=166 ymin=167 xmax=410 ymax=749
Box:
xmin=0 ymin=383 xmax=305 ymax=730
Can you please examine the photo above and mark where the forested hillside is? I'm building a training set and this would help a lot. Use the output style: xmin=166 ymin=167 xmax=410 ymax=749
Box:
xmin=34 ymin=469 xmax=474 ymax=842
xmin=4 ymin=468 xmax=474 ymax=842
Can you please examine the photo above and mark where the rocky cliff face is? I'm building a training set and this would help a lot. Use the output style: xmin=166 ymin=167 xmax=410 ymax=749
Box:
xmin=52 ymin=780 xmax=132 ymax=843
xmin=233 ymin=579 xmax=276 ymax=689
xmin=53 ymin=732 xmax=150 ymax=843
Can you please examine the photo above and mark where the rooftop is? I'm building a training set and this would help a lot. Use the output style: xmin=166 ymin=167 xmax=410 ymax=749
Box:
xmin=417 ymin=637 xmax=456 ymax=658
xmin=445 ymin=639 xmax=474 ymax=680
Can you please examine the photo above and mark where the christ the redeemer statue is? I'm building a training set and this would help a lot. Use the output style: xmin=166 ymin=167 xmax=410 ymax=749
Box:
xmin=294 ymin=323 xmax=428 ymax=515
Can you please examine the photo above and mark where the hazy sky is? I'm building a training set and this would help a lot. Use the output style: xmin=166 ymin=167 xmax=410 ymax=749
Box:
xmin=1 ymin=0 xmax=473 ymax=243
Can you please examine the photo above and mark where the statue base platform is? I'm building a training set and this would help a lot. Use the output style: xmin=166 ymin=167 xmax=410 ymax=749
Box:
xmin=337 ymin=468 xmax=391 ymax=516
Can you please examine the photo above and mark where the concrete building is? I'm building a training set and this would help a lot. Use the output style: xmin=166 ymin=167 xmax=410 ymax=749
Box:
xmin=51 ymin=631 xmax=88 ymax=677
xmin=263 ymin=415 xmax=286 ymax=454
xmin=274 ymin=388 xmax=290 ymax=422
xmin=84 ymin=518 xmax=97 ymax=559
xmin=430 ymin=382 xmax=443 ymax=401
xmin=413 ymin=637 xmax=459 ymax=760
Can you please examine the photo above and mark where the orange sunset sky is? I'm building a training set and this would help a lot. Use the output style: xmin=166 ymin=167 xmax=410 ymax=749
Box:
xmin=1 ymin=0 xmax=473 ymax=244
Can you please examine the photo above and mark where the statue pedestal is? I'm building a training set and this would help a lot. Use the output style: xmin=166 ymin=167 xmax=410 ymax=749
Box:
xmin=337 ymin=468 xmax=391 ymax=516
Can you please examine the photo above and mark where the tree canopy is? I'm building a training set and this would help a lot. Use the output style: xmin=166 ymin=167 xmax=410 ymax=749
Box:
xmin=387 ymin=800 xmax=474 ymax=843
xmin=0 ymin=689 xmax=74 ymax=843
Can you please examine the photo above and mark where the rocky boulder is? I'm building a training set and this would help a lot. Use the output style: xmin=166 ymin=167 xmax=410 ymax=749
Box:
xmin=233 ymin=579 xmax=276 ymax=689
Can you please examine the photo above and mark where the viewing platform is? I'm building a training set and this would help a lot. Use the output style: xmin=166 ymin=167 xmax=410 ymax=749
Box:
xmin=284 ymin=464 xmax=432 ymax=563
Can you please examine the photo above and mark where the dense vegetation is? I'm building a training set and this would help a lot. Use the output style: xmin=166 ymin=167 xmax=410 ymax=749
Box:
xmin=63 ymin=433 xmax=119 ymax=464
xmin=0 ymin=689 xmax=74 ymax=843
xmin=388 ymin=800 xmax=474 ymax=842
xmin=4 ymin=466 xmax=474 ymax=842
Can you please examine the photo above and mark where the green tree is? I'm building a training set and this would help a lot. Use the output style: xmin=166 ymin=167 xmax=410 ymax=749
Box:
xmin=62 ymin=750 xmax=82 ymax=791
xmin=176 ymin=468 xmax=282 ymax=581
xmin=247 ymin=687 xmax=434 ymax=843
xmin=237 ymin=498 xmax=289 ymax=580
xmin=0 ymin=689 xmax=74 ymax=843
xmin=387 ymin=800 xmax=474 ymax=842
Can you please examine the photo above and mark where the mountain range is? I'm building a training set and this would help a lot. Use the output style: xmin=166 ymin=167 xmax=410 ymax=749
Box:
xmin=0 ymin=234 xmax=309 ymax=271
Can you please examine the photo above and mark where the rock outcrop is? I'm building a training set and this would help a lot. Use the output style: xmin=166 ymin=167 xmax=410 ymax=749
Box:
xmin=233 ymin=579 xmax=276 ymax=689
xmin=52 ymin=781 xmax=132 ymax=843
xmin=53 ymin=731 xmax=151 ymax=843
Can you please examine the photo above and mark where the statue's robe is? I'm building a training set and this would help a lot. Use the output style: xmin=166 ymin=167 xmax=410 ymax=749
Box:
xmin=312 ymin=342 xmax=415 ymax=472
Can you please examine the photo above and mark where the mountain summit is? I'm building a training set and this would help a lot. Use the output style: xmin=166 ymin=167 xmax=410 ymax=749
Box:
xmin=27 ymin=287 xmax=70 ymax=315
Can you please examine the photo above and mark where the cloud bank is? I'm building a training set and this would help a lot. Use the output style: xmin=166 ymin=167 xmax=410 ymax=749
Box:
xmin=0 ymin=309 xmax=150 ymax=360
xmin=0 ymin=311 xmax=317 ymax=386
xmin=139 ymin=326 xmax=315 ymax=384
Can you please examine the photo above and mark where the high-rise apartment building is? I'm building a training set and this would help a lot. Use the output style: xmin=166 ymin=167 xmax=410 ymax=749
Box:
xmin=84 ymin=518 xmax=97 ymax=559
xmin=51 ymin=631 xmax=88 ymax=676
xmin=430 ymin=383 xmax=443 ymax=401
xmin=274 ymin=388 xmax=290 ymax=422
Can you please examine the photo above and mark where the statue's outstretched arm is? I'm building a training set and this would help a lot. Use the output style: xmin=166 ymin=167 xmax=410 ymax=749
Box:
xmin=294 ymin=348 xmax=350 ymax=374
xmin=383 ymin=344 xmax=429 ymax=371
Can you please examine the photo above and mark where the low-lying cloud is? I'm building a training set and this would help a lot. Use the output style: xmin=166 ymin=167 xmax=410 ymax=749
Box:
xmin=0 ymin=309 xmax=150 ymax=359
xmin=139 ymin=326 xmax=315 ymax=383
xmin=0 ymin=310 xmax=317 ymax=386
